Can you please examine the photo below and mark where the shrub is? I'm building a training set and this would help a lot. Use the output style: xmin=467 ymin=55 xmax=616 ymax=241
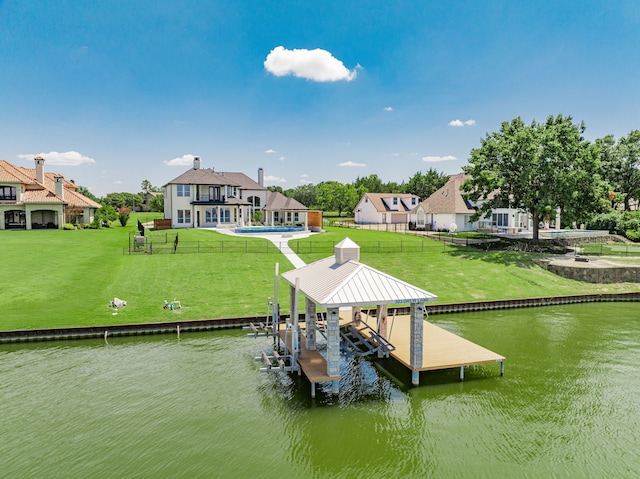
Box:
xmin=118 ymin=207 xmax=131 ymax=227
xmin=624 ymin=229 xmax=640 ymax=242
xmin=63 ymin=223 xmax=75 ymax=230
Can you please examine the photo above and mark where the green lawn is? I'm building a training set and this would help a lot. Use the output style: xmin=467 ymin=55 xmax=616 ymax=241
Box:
xmin=1 ymin=219 xmax=638 ymax=331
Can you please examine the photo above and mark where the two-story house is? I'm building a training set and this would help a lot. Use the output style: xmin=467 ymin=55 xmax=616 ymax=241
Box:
xmin=163 ymin=157 xmax=308 ymax=229
xmin=0 ymin=157 xmax=101 ymax=230
xmin=353 ymin=193 xmax=420 ymax=224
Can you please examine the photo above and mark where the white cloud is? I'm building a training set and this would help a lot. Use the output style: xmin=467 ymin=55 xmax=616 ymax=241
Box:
xmin=264 ymin=149 xmax=276 ymax=154
xmin=264 ymin=175 xmax=287 ymax=183
xmin=264 ymin=46 xmax=357 ymax=82
xmin=338 ymin=161 xmax=367 ymax=167
xmin=299 ymin=174 xmax=312 ymax=184
xmin=391 ymin=153 xmax=400 ymax=157
xmin=113 ymin=180 xmax=124 ymax=185
xmin=17 ymin=150 xmax=95 ymax=166
xmin=278 ymin=156 xmax=285 ymax=161
xmin=164 ymin=154 xmax=196 ymax=166
xmin=448 ymin=119 xmax=476 ymax=127
xmin=384 ymin=106 xmax=393 ymax=112
xmin=422 ymin=155 xmax=457 ymax=162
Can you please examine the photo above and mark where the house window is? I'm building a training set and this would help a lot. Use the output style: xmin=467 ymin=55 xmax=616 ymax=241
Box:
xmin=177 ymin=185 xmax=191 ymax=197
xmin=492 ymin=213 xmax=508 ymax=227
xmin=0 ymin=185 xmax=16 ymax=200
xmin=177 ymin=209 xmax=191 ymax=223
xmin=248 ymin=196 xmax=261 ymax=207
xmin=294 ymin=212 xmax=299 ymax=222
xmin=221 ymin=208 xmax=231 ymax=223
xmin=274 ymin=212 xmax=280 ymax=223
xmin=412 ymin=197 xmax=416 ymax=205
xmin=393 ymin=197 xmax=398 ymax=205
xmin=365 ymin=197 xmax=368 ymax=203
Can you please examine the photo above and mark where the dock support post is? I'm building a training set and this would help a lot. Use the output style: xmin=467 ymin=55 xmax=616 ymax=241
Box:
xmin=311 ymin=382 xmax=316 ymax=399
xmin=500 ymin=360 xmax=505 ymax=376
xmin=326 ymin=308 xmax=340 ymax=392
xmin=305 ymin=298 xmax=316 ymax=350
xmin=460 ymin=366 xmax=465 ymax=380
xmin=332 ymin=380 xmax=339 ymax=396
xmin=409 ymin=303 xmax=424 ymax=372
xmin=412 ymin=370 xmax=420 ymax=386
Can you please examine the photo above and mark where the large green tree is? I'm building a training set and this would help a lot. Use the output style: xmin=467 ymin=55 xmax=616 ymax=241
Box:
xmin=404 ymin=169 xmax=449 ymax=200
xmin=597 ymin=130 xmax=640 ymax=211
xmin=462 ymin=115 xmax=604 ymax=242
xmin=316 ymin=181 xmax=363 ymax=216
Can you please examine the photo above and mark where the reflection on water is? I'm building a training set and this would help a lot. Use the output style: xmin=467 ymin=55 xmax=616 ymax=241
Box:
xmin=2 ymin=304 xmax=640 ymax=478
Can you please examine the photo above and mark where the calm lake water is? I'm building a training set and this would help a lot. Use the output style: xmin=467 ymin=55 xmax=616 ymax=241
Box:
xmin=2 ymin=303 xmax=640 ymax=478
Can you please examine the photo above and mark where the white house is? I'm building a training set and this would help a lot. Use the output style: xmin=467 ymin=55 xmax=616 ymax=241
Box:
xmin=163 ymin=157 xmax=308 ymax=229
xmin=411 ymin=173 xmax=538 ymax=233
xmin=353 ymin=193 xmax=420 ymax=224
xmin=410 ymin=174 xmax=478 ymax=232
xmin=0 ymin=157 xmax=100 ymax=230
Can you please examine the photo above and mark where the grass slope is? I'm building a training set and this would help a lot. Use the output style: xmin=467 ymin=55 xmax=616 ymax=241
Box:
xmin=1 ymin=220 xmax=637 ymax=330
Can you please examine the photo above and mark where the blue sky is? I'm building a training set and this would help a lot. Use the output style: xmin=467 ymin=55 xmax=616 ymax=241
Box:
xmin=1 ymin=1 xmax=639 ymax=196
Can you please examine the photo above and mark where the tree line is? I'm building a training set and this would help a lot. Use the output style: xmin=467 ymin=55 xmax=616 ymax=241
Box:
xmin=269 ymin=169 xmax=449 ymax=216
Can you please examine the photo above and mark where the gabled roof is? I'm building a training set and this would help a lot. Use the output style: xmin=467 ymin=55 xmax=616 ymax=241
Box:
xmin=164 ymin=168 xmax=264 ymax=190
xmin=413 ymin=173 xmax=475 ymax=215
xmin=0 ymin=159 xmax=100 ymax=208
xmin=265 ymin=190 xmax=308 ymax=211
xmin=281 ymin=240 xmax=437 ymax=308
xmin=358 ymin=192 xmax=419 ymax=213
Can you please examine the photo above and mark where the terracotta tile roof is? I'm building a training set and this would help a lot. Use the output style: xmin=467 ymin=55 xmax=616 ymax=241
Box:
xmin=0 ymin=159 xmax=100 ymax=208
xmin=265 ymin=190 xmax=308 ymax=211
xmin=414 ymin=173 xmax=475 ymax=214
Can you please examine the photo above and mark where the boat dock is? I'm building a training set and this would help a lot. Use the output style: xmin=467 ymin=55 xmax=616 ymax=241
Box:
xmin=357 ymin=314 xmax=505 ymax=379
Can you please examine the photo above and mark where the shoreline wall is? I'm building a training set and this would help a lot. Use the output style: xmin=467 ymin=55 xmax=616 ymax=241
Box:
xmin=2 ymin=292 xmax=639 ymax=344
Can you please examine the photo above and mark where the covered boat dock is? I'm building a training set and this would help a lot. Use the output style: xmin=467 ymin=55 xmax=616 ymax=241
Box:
xmin=259 ymin=237 xmax=505 ymax=396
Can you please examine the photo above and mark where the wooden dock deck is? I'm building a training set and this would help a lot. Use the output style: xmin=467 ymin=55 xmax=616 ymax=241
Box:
xmin=278 ymin=329 xmax=340 ymax=383
xmin=357 ymin=314 xmax=505 ymax=373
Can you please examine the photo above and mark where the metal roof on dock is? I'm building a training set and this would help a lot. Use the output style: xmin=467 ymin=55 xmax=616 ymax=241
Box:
xmin=281 ymin=237 xmax=437 ymax=308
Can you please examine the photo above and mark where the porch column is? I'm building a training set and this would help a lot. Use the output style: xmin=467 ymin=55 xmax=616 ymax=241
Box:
xmin=289 ymin=284 xmax=296 ymax=323
xmin=326 ymin=307 xmax=341 ymax=390
xmin=377 ymin=304 xmax=388 ymax=358
xmin=25 ymin=208 xmax=32 ymax=230
xmin=305 ymin=298 xmax=316 ymax=350
xmin=410 ymin=302 xmax=425 ymax=386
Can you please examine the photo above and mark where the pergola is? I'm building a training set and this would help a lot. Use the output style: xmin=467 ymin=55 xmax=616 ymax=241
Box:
xmin=281 ymin=238 xmax=437 ymax=392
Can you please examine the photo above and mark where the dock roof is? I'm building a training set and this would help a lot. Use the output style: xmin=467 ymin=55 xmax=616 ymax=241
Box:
xmin=281 ymin=251 xmax=437 ymax=308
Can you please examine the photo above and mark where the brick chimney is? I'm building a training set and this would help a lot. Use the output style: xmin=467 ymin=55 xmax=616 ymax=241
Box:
xmin=54 ymin=176 xmax=64 ymax=199
xmin=35 ymin=156 xmax=45 ymax=184
xmin=193 ymin=156 xmax=201 ymax=169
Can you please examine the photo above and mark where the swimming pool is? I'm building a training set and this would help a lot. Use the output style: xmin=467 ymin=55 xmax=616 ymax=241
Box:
xmin=235 ymin=226 xmax=305 ymax=234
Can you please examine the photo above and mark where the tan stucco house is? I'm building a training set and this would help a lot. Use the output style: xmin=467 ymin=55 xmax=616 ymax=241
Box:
xmin=0 ymin=157 xmax=101 ymax=230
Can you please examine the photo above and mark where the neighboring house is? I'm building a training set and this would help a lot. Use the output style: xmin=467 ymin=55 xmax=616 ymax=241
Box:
xmin=353 ymin=193 xmax=420 ymax=224
xmin=411 ymin=173 xmax=535 ymax=233
xmin=162 ymin=157 xmax=309 ymax=229
xmin=143 ymin=191 xmax=162 ymax=212
xmin=0 ymin=157 xmax=101 ymax=230
xmin=410 ymin=173 xmax=478 ymax=232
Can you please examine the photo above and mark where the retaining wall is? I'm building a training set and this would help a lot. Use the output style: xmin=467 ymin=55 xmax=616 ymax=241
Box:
xmin=2 ymin=292 xmax=639 ymax=344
